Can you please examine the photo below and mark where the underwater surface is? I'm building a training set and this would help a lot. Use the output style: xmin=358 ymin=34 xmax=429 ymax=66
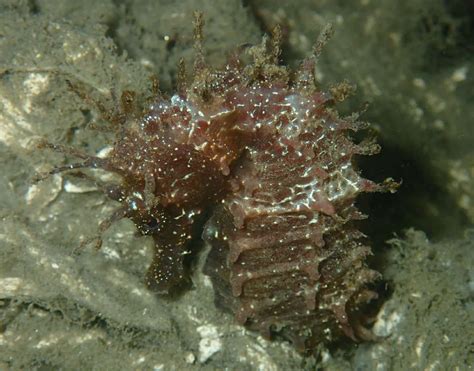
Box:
xmin=0 ymin=0 xmax=472 ymax=369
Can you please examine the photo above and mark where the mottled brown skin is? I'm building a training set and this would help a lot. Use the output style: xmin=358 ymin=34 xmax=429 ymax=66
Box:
xmin=37 ymin=17 xmax=396 ymax=353
xmin=107 ymin=126 xmax=230 ymax=291
xmin=201 ymin=98 xmax=384 ymax=351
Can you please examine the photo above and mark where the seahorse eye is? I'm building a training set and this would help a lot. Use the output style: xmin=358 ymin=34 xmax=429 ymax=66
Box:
xmin=138 ymin=217 xmax=160 ymax=235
